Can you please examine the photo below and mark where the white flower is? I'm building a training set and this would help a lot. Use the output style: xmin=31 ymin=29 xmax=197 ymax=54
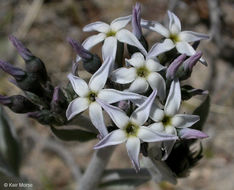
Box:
xmin=149 ymin=79 xmax=200 ymax=159
xmin=94 ymin=90 xmax=177 ymax=172
xmin=111 ymin=52 xmax=166 ymax=100
xmin=80 ymin=15 xmax=147 ymax=61
xmin=141 ymin=11 xmax=209 ymax=65
xmin=66 ymin=57 xmax=143 ymax=137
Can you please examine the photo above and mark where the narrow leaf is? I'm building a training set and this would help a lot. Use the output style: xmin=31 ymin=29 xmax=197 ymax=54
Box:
xmin=51 ymin=126 xmax=97 ymax=142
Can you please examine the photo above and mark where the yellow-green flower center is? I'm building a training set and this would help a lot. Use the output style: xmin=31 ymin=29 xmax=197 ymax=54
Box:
xmin=162 ymin=115 xmax=172 ymax=127
xmin=106 ymin=30 xmax=116 ymax=37
xmin=169 ymin=33 xmax=180 ymax=43
xmin=87 ymin=92 xmax=97 ymax=102
xmin=124 ymin=122 xmax=139 ymax=137
xmin=136 ymin=66 xmax=149 ymax=78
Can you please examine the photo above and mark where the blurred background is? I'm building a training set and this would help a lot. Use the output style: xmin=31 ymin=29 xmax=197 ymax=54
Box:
xmin=0 ymin=0 xmax=233 ymax=189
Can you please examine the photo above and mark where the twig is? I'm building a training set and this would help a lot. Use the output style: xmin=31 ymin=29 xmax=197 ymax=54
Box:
xmin=77 ymin=147 xmax=115 ymax=190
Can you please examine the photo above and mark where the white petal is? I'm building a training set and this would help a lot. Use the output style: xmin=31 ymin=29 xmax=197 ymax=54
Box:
xmin=126 ymin=137 xmax=141 ymax=172
xmin=111 ymin=67 xmax=137 ymax=84
xmin=179 ymin=128 xmax=208 ymax=139
xmin=89 ymin=102 xmax=108 ymax=137
xmin=141 ymin=19 xmax=170 ymax=37
xmin=83 ymin=21 xmax=110 ymax=33
xmin=175 ymin=41 xmax=196 ymax=56
xmin=98 ymin=89 xmax=142 ymax=104
xmin=168 ymin=11 xmax=181 ymax=34
xmin=164 ymin=79 xmax=181 ymax=116
xmin=125 ymin=52 xmax=145 ymax=68
xmin=89 ymin=57 xmax=113 ymax=92
xmin=147 ymin=39 xmax=175 ymax=59
xmin=96 ymin=98 xmax=129 ymax=129
xmin=165 ymin=125 xmax=177 ymax=135
xmin=82 ymin=33 xmax=106 ymax=50
xmin=138 ymin=126 xmax=177 ymax=142
xmin=67 ymin=73 xmax=89 ymax=97
xmin=147 ymin=72 xmax=166 ymax=101
xmin=116 ymin=29 xmax=147 ymax=56
xmin=66 ymin=98 xmax=89 ymax=120
xmin=145 ymin=59 xmax=165 ymax=72
xmin=171 ymin=114 xmax=200 ymax=128
xmin=149 ymin=122 xmax=164 ymax=132
xmin=150 ymin=104 xmax=164 ymax=122
xmin=179 ymin=31 xmax=209 ymax=43
xmin=110 ymin=15 xmax=132 ymax=31
xmin=102 ymin=37 xmax=117 ymax=60
xmin=94 ymin=129 xmax=126 ymax=149
xmin=130 ymin=89 xmax=157 ymax=126
xmin=128 ymin=77 xmax=149 ymax=93
xmin=161 ymin=140 xmax=176 ymax=160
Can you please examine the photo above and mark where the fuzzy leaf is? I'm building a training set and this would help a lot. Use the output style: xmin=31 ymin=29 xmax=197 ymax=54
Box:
xmin=51 ymin=126 xmax=97 ymax=142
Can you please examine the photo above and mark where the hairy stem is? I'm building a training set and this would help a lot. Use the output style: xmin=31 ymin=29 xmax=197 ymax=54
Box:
xmin=77 ymin=146 xmax=115 ymax=190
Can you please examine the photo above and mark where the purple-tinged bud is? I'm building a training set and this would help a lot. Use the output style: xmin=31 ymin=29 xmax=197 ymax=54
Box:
xmin=179 ymin=128 xmax=208 ymax=139
xmin=0 ymin=94 xmax=38 ymax=113
xmin=132 ymin=3 xmax=142 ymax=39
xmin=68 ymin=38 xmax=102 ymax=74
xmin=51 ymin=86 xmax=68 ymax=113
xmin=72 ymin=61 xmax=79 ymax=76
xmin=166 ymin=54 xmax=187 ymax=80
xmin=67 ymin=38 xmax=92 ymax=60
xmin=9 ymin=35 xmax=49 ymax=83
xmin=0 ymin=60 xmax=26 ymax=81
xmin=183 ymin=51 xmax=202 ymax=72
xmin=9 ymin=35 xmax=33 ymax=61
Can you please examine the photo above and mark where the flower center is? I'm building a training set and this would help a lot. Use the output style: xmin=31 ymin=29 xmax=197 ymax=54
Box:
xmin=106 ymin=30 xmax=116 ymax=37
xmin=124 ymin=122 xmax=139 ymax=137
xmin=169 ymin=33 xmax=180 ymax=43
xmin=136 ymin=66 xmax=149 ymax=78
xmin=87 ymin=92 xmax=97 ymax=102
xmin=162 ymin=115 xmax=171 ymax=127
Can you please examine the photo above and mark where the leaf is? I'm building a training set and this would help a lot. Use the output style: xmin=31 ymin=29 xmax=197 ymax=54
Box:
xmin=51 ymin=126 xmax=97 ymax=142
xmin=192 ymin=95 xmax=210 ymax=131
xmin=99 ymin=168 xmax=151 ymax=188
xmin=0 ymin=106 xmax=21 ymax=177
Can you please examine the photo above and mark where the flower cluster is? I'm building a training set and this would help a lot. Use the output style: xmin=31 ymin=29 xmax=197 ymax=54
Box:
xmin=66 ymin=4 xmax=209 ymax=171
xmin=0 ymin=3 xmax=209 ymax=173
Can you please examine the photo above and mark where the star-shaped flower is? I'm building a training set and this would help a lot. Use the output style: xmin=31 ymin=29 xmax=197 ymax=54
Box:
xmin=66 ymin=57 xmax=143 ymax=137
xmin=81 ymin=15 xmax=147 ymax=61
xmin=148 ymin=79 xmax=206 ymax=159
xmin=94 ymin=90 xmax=177 ymax=171
xmin=111 ymin=52 xmax=166 ymax=100
xmin=141 ymin=11 xmax=209 ymax=65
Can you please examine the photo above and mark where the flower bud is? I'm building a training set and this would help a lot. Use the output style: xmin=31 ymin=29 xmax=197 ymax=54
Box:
xmin=9 ymin=35 xmax=49 ymax=83
xmin=183 ymin=51 xmax=202 ymax=73
xmin=179 ymin=128 xmax=208 ymax=139
xmin=68 ymin=38 xmax=102 ymax=74
xmin=51 ymin=86 xmax=68 ymax=113
xmin=166 ymin=54 xmax=187 ymax=80
xmin=0 ymin=94 xmax=38 ymax=113
xmin=127 ymin=3 xmax=148 ymax=55
xmin=0 ymin=60 xmax=26 ymax=81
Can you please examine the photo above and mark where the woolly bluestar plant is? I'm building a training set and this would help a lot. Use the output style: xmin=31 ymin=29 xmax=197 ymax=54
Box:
xmin=0 ymin=3 xmax=210 ymax=190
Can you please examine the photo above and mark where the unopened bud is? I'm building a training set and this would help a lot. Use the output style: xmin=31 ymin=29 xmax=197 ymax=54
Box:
xmin=0 ymin=60 xmax=26 ymax=81
xmin=68 ymin=38 xmax=102 ymax=74
xmin=51 ymin=86 xmax=68 ymax=113
xmin=0 ymin=94 xmax=38 ymax=113
xmin=166 ymin=54 xmax=187 ymax=80
xmin=9 ymin=35 xmax=49 ymax=83
xmin=181 ymin=85 xmax=208 ymax=100
xmin=183 ymin=51 xmax=202 ymax=72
